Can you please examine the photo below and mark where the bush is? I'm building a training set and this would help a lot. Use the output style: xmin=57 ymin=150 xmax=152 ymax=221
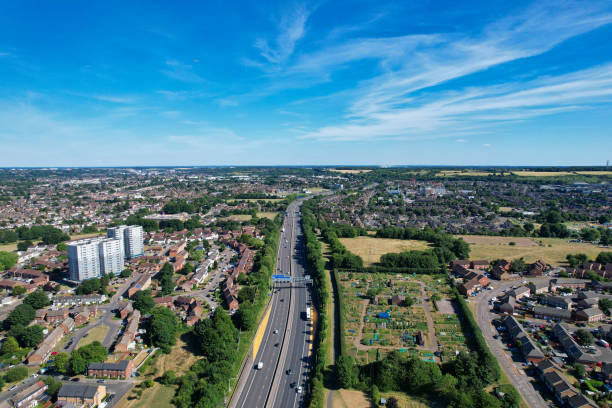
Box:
xmin=4 ymin=365 xmax=28 ymax=382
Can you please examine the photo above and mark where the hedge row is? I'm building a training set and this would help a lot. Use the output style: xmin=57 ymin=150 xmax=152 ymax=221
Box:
xmin=302 ymin=200 xmax=329 ymax=408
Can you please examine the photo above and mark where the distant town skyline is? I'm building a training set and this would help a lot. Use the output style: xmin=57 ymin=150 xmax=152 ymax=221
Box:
xmin=1 ymin=0 xmax=611 ymax=166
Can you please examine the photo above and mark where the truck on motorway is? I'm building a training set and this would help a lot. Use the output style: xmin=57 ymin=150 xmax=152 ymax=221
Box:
xmin=306 ymin=307 xmax=311 ymax=321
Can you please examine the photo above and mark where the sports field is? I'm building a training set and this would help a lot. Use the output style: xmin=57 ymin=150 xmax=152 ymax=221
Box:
xmin=456 ymin=235 xmax=605 ymax=265
xmin=339 ymin=236 xmax=430 ymax=266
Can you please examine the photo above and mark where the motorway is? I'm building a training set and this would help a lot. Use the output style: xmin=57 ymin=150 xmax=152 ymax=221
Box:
xmin=233 ymin=201 xmax=311 ymax=408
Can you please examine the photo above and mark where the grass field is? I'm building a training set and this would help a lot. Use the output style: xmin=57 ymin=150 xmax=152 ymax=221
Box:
xmin=130 ymin=385 xmax=175 ymax=408
xmin=225 ymin=214 xmax=252 ymax=221
xmin=437 ymin=170 xmax=612 ymax=178
xmin=575 ymin=171 xmax=612 ymax=175
xmin=337 ymin=389 xmax=370 ymax=408
xmin=456 ymin=235 xmax=606 ymax=265
xmin=257 ymin=211 xmax=279 ymax=220
xmin=328 ymin=169 xmax=372 ymax=174
xmin=0 ymin=242 xmax=17 ymax=251
xmin=437 ymin=170 xmax=493 ymax=177
xmin=512 ymin=171 xmax=575 ymax=176
xmin=77 ymin=325 xmax=109 ymax=348
xmin=339 ymin=236 xmax=430 ymax=266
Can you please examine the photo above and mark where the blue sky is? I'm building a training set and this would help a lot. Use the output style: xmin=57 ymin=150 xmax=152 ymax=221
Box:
xmin=1 ymin=0 xmax=611 ymax=166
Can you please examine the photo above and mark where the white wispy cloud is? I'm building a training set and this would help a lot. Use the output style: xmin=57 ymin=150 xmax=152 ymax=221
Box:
xmin=301 ymin=63 xmax=612 ymax=141
xmin=254 ymin=3 xmax=311 ymax=65
xmin=298 ymin=1 xmax=612 ymax=141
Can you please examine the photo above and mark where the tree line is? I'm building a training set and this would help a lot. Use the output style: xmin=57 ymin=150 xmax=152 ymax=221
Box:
xmin=0 ymin=225 xmax=70 ymax=245
xmin=301 ymin=200 xmax=331 ymax=407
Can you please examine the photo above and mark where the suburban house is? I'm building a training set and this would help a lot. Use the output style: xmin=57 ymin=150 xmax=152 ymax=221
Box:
xmin=575 ymin=307 xmax=605 ymax=323
xmin=9 ymin=380 xmax=48 ymax=408
xmin=542 ymin=295 xmax=573 ymax=310
xmin=87 ymin=360 xmax=135 ymax=379
xmin=115 ymin=309 xmax=140 ymax=353
xmin=27 ymin=323 xmax=69 ymax=365
xmin=57 ymin=383 xmax=106 ymax=407
xmin=45 ymin=309 xmax=69 ymax=323
xmin=502 ymin=315 xmax=546 ymax=363
xmin=53 ymin=294 xmax=106 ymax=307
xmin=60 ymin=317 xmax=75 ymax=334
xmin=533 ymin=306 xmax=572 ymax=322
xmin=498 ymin=296 xmax=516 ymax=314
xmin=118 ymin=302 xmax=133 ymax=319
xmin=549 ymin=279 xmax=587 ymax=292
xmin=470 ymin=260 xmax=490 ymax=270
xmin=491 ymin=265 xmax=512 ymax=280
xmin=526 ymin=260 xmax=548 ymax=276
xmin=509 ymin=286 xmax=531 ymax=300
xmin=529 ymin=281 xmax=549 ymax=295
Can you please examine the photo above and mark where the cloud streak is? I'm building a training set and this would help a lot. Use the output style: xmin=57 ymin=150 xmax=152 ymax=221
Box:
xmin=254 ymin=3 xmax=311 ymax=65
xmin=298 ymin=1 xmax=612 ymax=141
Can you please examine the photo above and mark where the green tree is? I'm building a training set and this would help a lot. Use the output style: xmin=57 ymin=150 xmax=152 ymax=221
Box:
xmin=17 ymin=240 xmax=33 ymax=252
xmin=596 ymin=252 xmax=612 ymax=265
xmin=44 ymin=376 xmax=62 ymax=398
xmin=160 ymin=370 xmax=177 ymax=385
xmin=234 ymin=303 xmax=257 ymax=331
xmin=148 ymin=307 xmax=178 ymax=353
xmin=133 ymin=290 xmax=155 ymax=314
xmin=56 ymin=242 xmax=67 ymax=251
xmin=4 ymin=365 xmax=28 ymax=382
xmin=337 ymin=354 xmax=357 ymax=388
xmin=69 ymin=341 xmax=108 ymax=375
xmin=4 ymin=303 xmax=36 ymax=330
xmin=0 ymin=251 xmax=18 ymax=270
xmin=581 ymin=228 xmax=601 ymax=242
xmin=573 ymin=363 xmax=587 ymax=379
xmin=576 ymin=329 xmax=594 ymax=345
xmin=0 ymin=337 xmax=20 ymax=355
xmin=509 ymin=258 xmax=526 ymax=273
xmin=11 ymin=285 xmax=26 ymax=296
xmin=23 ymin=290 xmax=50 ymax=309
xmin=120 ymin=269 xmax=132 ymax=278
xmin=17 ymin=325 xmax=44 ymax=348
xmin=54 ymin=352 xmax=70 ymax=374
xmin=599 ymin=298 xmax=612 ymax=315
xmin=158 ymin=263 xmax=175 ymax=295
xmin=75 ymin=278 xmax=101 ymax=295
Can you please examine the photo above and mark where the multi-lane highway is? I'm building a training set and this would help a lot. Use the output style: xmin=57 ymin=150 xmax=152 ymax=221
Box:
xmin=232 ymin=200 xmax=311 ymax=408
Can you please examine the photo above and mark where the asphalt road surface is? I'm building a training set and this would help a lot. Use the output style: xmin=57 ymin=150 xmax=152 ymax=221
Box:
xmin=233 ymin=201 xmax=311 ymax=408
xmin=477 ymin=278 xmax=549 ymax=408
xmin=272 ymin=205 xmax=311 ymax=408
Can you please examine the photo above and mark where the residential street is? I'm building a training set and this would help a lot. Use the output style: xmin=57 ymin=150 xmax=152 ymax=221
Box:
xmin=476 ymin=278 xmax=550 ymax=408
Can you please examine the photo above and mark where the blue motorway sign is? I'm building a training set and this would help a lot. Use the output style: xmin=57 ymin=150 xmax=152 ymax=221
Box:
xmin=272 ymin=274 xmax=290 ymax=280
